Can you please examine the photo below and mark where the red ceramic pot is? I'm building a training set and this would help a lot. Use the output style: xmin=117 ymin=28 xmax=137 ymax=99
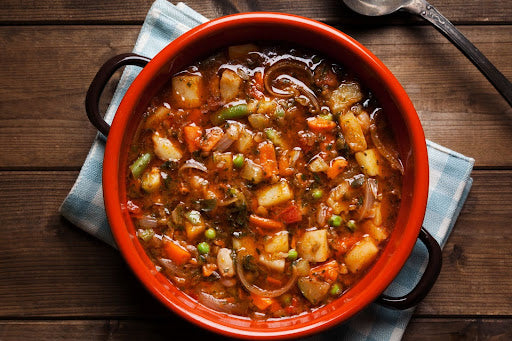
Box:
xmin=86 ymin=12 xmax=440 ymax=340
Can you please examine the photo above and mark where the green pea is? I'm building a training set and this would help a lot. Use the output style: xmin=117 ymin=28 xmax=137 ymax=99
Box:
xmin=205 ymin=228 xmax=216 ymax=240
xmin=233 ymin=154 xmax=245 ymax=168
xmin=311 ymin=188 xmax=324 ymax=200
xmin=197 ymin=242 xmax=210 ymax=254
xmin=330 ymin=283 xmax=342 ymax=296
xmin=287 ymin=249 xmax=298 ymax=261
xmin=329 ymin=214 xmax=342 ymax=227
xmin=346 ymin=219 xmax=357 ymax=232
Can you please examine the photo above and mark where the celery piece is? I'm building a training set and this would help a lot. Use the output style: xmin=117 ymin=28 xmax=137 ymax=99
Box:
xmin=264 ymin=128 xmax=286 ymax=148
xmin=130 ymin=153 xmax=152 ymax=178
xmin=137 ymin=228 xmax=154 ymax=242
xmin=211 ymin=104 xmax=249 ymax=125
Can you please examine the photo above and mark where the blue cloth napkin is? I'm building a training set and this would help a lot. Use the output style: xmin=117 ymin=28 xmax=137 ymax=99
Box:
xmin=59 ymin=1 xmax=475 ymax=339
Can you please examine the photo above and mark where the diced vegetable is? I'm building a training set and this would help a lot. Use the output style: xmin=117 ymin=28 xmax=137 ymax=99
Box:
xmin=328 ymin=82 xmax=363 ymax=114
xmin=278 ymin=148 xmax=301 ymax=176
xmin=326 ymin=182 xmax=351 ymax=214
xmin=257 ymin=180 xmax=294 ymax=207
xmin=201 ymin=127 xmax=224 ymax=152
xmin=264 ymin=231 xmax=289 ymax=253
xmin=264 ymin=128 xmax=287 ymax=149
xmin=355 ymin=148 xmax=381 ymax=176
xmin=346 ymin=219 xmax=357 ymax=232
xmin=163 ymin=238 xmax=192 ymax=265
xmin=248 ymin=113 xmax=270 ymax=130
xmin=235 ymin=127 xmax=255 ymax=153
xmin=258 ymin=142 xmax=278 ymax=179
xmin=217 ymin=248 xmax=235 ymax=277
xmin=310 ymin=260 xmax=339 ymax=283
xmin=211 ymin=104 xmax=249 ymax=125
xmin=361 ymin=220 xmax=388 ymax=242
xmin=186 ymin=210 xmax=202 ymax=225
xmin=308 ymin=155 xmax=329 ymax=173
xmin=249 ymin=214 xmax=285 ymax=230
xmin=141 ymin=167 xmax=161 ymax=193
xmin=183 ymin=125 xmax=203 ymax=152
xmin=307 ymin=116 xmax=337 ymax=132
xmin=220 ymin=69 xmax=242 ymax=102
xmin=136 ymin=228 xmax=154 ymax=242
xmin=171 ymin=74 xmax=204 ymax=108
xmin=233 ymin=154 xmax=245 ymax=168
xmin=344 ymin=237 xmax=379 ymax=273
xmin=326 ymin=157 xmax=348 ymax=179
xmin=330 ymin=283 xmax=342 ymax=296
xmin=297 ymin=229 xmax=330 ymax=263
xmin=240 ymin=159 xmax=264 ymax=184
xmin=339 ymin=112 xmax=367 ymax=152
xmin=144 ymin=105 xmax=170 ymax=129
xmin=213 ymin=151 xmax=233 ymax=170
xmin=185 ymin=221 xmax=206 ymax=241
xmin=129 ymin=153 xmax=152 ymax=178
xmin=279 ymin=204 xmax=302 ymax=224
xmin=251 ymin=294 xmax=276 ymax=310
xmin=294 ymin=259 xmax=311 ymax=276
xmin=152 ymin=132 xmax=183 ymax=161
xmin=228 ymin=44 xmax=258 ymax=59
xmin=297 ymin=277 xmax=330 ymax=304
xmin=258 ymin=254 xmax=286 ymax=272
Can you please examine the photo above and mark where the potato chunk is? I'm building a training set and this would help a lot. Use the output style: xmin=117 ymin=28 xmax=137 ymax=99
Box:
xmin=298 ymin=229 xmax=330 ymax=263
xmin=171 ymin=74 xmax=203 ymax=108
xmin=339 ymin=112 xmax=367 ymax=152
xmin=141 ymin=167 xmax=161 ymax=193
xmin=328 ymin=82 xmax=363 ymax=114
xmin=220 ymin=69 xmax=242 ymax=102
xmin=355 ymin=148 xmax=381 ymax=176
xmin=344 ymin=237 xmax=379 ymax=273
xmin=152 ymin=132 xmax=183 ymax=161
xmin=257 ymin=180 xmax=294 ymax=207
xmin=297 ymin=277 xmax=330 ymax=304
xmin=264 ymin=231 xmax=289 ymax=254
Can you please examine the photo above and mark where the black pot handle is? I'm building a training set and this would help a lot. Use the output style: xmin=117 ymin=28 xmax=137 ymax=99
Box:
xmin=85 ymin=53 xmax=151 ymax=137
xmin=377 ymin=227 xmax=442 ymax=310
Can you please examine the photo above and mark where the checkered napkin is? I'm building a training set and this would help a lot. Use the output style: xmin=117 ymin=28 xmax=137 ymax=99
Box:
xmin=59 ymin=1 xmax=475 ymax=339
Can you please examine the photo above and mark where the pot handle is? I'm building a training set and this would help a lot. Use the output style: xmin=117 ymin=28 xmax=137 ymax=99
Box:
xmin=377 ymin=227 xmax=442 ymax=310
xmin=85 ymin=53 xmax=151 ymax=137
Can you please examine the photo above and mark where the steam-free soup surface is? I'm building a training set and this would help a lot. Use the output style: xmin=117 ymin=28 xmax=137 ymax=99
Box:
xmin=126 ymin=43 xmax=403 ymax=319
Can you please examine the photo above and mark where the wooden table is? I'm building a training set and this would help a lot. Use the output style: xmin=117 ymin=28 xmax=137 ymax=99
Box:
xmin=1 ymin=0 xmax=511 ymax=339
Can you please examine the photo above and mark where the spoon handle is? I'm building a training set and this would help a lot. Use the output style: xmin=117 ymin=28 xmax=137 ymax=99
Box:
xmin=404 ymin=0 xmax=512 ymax=107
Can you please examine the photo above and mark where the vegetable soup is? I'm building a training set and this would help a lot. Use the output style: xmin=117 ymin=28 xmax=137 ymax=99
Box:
xmin=126 ymin=44 xmax=403 ymax=318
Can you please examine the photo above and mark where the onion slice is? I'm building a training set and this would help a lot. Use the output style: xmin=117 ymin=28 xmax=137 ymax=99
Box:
xmin=369 ymin=112 xmax=404 ymax=174
xmin=197 ymin=292 xmax=245 ymax=315
xmin=236 ymin=253 xmax=298 ymax=297
xmin=358 ymin=178 xmax=377 ymax=221
xmin=178 ymin=159 xmax=208 ymax=174
xmin=213 ymin=134 xmax=235 ymax=152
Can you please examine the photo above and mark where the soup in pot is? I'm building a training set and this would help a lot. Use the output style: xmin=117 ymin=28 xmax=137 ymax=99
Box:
xmin=125 ymin=43 xmax=403 ymax=319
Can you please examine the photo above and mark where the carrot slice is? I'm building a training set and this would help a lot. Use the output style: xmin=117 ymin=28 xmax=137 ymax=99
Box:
xmin=307 ymin=117 xmax=336 ymax=132
xmin=251 ymin=294 xmax=276 ymax=310
xmin=258 ymin=142 xmax=278 ymax=178
xmin=249 ymin=214 xmax=285 ymax=230
xmin=310 ymin=260 xmax=339 ymax=283
xmin=183 ymin=125 xmax=203 ymax=152
xmin=201 ymin=127 xmax=224 ymax=152
xmin=163 ymin=239 xmax=191 ymax=265
xmin=326 ymin=157 xmax=348 ymax=179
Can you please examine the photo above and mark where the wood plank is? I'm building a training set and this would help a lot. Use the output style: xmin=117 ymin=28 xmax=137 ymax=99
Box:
xmin=0 ymin=170 xmax=510 ymax=317
xmin=0 ymin=318 xmax=511 ymax=340
xmin=1 ymin=0 xmax=511 ymax=24
xmin=1 ymin=26 xmax=511 ymax=169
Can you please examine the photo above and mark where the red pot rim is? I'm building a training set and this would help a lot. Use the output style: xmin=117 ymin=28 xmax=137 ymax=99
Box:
xmin=103 ymin=12 xmax=429 ymax=340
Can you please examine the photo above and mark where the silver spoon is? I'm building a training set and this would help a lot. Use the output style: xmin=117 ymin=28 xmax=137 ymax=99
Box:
xmin=342 ymin=0 xmax=512 ymax=107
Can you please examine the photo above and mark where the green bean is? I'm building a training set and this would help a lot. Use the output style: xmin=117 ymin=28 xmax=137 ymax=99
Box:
xmin=129 ymin=153 xmax=152 ymax=178
xmin=210 ymin=104 xmax=249 ymax=124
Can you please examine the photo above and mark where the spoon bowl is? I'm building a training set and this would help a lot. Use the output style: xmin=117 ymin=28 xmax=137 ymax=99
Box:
xmin=342 ymin=0 xmax=512 ymax=107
